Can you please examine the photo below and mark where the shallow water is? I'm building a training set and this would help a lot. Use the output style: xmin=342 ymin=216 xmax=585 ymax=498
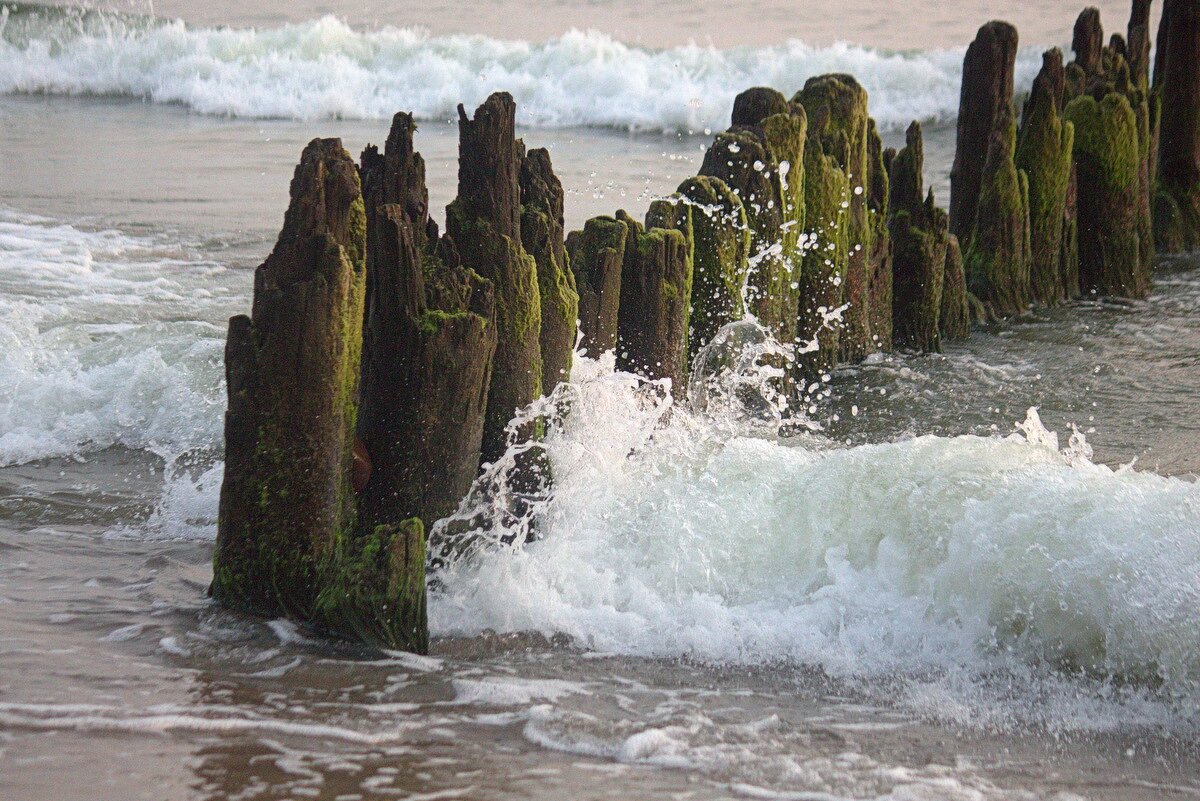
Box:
xmin=2 ymin=4 xmax=1200 ymax=799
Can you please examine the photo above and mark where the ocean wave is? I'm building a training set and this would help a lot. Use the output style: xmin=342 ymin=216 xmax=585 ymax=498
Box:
xmin=430 ymin=350 xmax=1200 ymax=730
xmin=0 ymin=3 xmax=1044 ymax=131
xmin=0 ymin=210 xmax=230 ymax=466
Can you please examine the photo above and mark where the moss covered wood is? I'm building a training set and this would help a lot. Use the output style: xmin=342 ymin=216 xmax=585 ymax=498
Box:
xmin=1015 ymin=48 xmax=1075 ymax=305
xmin=614 ymin=210 xmax=693 ymax=394
xmin=677 ymin=175 xmax=750 ymax=360
xmin=939 ymin=233 xmax=971 ymax=340
xmin=356 ymin=115 xmax=497 ymax=547
xmin=889 ymin=121 xmax=948 ymax=353
xmin=1153 ymin=0 xmax=1200 ymax=252
xmin=795 ymin=135 xmax=850 ymax=379
xmin=446 ymin=93 xmax=543 ymax=465
xmin=950 ymin=21 xmax=1019 ymax=246
xmin=214 ymin=138 xmax=366 ymax=623
xmin=797 ymin=74 xmax=876 ymax=362
xmin=964 ymin=111 xmax=1033 ymax=317
xmin=566 ymin=217 xmax=626 ymax=356
xmin=519 ymin=147 xmax=579 ymax=392
xmin=865 ymin=119 xmax=893 ymax=353
xmin=1066 ymin=91 xmax=1150 ymax=297
xmin=699 ymin=129 xmax=787 ymax=336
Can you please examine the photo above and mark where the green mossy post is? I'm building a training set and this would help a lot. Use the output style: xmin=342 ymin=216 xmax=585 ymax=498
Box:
xmin=759 ymin=105 xmax=808 ymax=349
xmin=446 ymin=93 xmax=543 ymax=465
xmin=889 ymin=121 xmax=948 ymax=353
xmin=314 ymin=517 xmax=428 ymax=653
xmin=566 ymin=217 xmax=626 ymax=356
xmin=1153 ymin=0 xmax=1200 ymax=252
xmin=795 ymin=133 xmax=850 ymax=379
xmin=866 ymin=119 xmax=892 ymax=352
xmin=964 ymin=111 xmax=1033 ymax=316
xmin=1015 ymin=48 xmax=1075 ymax=305
xmin=677 ymin=175 xmax=750 ymax=361
xmin=699 ymin=129 xmax=787 ymax=335
xmin=700 ymin=87 xmax=806 ymax=345
xmin=614 ymin=210 xmax=693 ymax=394
xmin=1068 ymin=8 xmax=1155 ymax=290
xmin=797 ymin=74 xmax=876 ymax=363
xmin=950 ymin=21 xmax=1020 ymax=247
xmin=1127 ymin=0 xmax=1153 ymax=91
xmin=357 ymin=112 xmax=497 ymax=541
xmin=519 ymin=147 xmax=580 ymax=392
xmin=1062 ymin=161 xmax=1082 ymax=297
xmin=214 ymin=138 xmax=373 ymax=634
xmin=1066 ymin=90 xmax=1150 ymax=297
xmin=940 ymin=233 xmax=971 ymax=340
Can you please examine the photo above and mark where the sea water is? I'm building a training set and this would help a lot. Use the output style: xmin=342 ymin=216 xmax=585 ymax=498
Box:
xmin=1 ymin=3 xmax=1198 ymax=799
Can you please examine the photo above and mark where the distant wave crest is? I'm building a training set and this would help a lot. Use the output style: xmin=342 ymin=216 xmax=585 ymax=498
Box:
xmin=0 ymin=3 xmax=1044 ymax=131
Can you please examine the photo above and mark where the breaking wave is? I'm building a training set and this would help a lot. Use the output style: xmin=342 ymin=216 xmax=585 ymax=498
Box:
xmin=0 ymin=2 xmax=1044 ymax=131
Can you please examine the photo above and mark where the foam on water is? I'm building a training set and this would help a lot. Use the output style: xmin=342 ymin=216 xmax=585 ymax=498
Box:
xmin=430 ymin=345 xmax=1200 ymax=731
xmin=0 ymin=3 xmax=1044 ymax=132
xmin=0 ymin=210 xmax=229 ymax=466
xmin=4 ymin=208 xmax=1198 ymax=735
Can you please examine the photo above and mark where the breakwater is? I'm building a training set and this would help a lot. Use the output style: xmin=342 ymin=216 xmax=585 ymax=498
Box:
xmin=213 ymin=2 xmax=1200 ymax=652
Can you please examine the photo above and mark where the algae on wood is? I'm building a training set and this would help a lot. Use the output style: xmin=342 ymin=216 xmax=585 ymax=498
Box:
xmin=940 ymin=233 xmax=971 ymax=341
xmin=1015 ymin=48 xmax=1076 ymax=305
xmin=677 ymin=175 xmax=750 ymax=361
xmin=567 ymin=217 xmax=626 ymax=356
xmin=615 ymin=210 xmax=693 ymax=393
xmin=520 ymin=147 xmax=579 ymax=392
xmin=964 ymin=111 xmax=1033 ymax=317
xmin=1066 ymin=91 xmax=1150 ymax=297
xmin=446 ymin=93 xmax=543 ymax=465
xmin=889 ymin=121 xmax=948 ymax=353
xmin=797 ymin=74 xmax=878 ymax=363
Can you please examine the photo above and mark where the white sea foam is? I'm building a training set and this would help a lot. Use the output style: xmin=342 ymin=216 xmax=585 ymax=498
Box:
xmin=0 ymin=5 xmax=1044 ymax=131
xmin=431 ymin=346 xmax=1200 ymax=730
xmin=0 ymin=210 xmax=229 ymax=466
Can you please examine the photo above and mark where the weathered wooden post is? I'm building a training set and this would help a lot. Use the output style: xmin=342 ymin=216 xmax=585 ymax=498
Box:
xmin=446 ymin=93 xmax=544 ymax=464
xmin=889 ymin=122 xmax=948 ymax=352
xmin=214 ymin=138 xmax=428 ymax=650
xmin=1064 ymin=8 xmax=1153 ymax=297
xmin=1153 ymin=0 xmax=1200 ymax=252
xmin=567 ymin=217 xmax=626 ymax=356
xmin=677 ymin=175 xmax=750 ymax=361
xmin=950 ymin=21 xmax=1020 ymax=245
xmin=1016 ymin=48 xmax=1076 ymax=304
xmin=214 ymin=138 xmax=366 ymax=623
xmin=700 ymin=87 xmax=806 ymax=347
xmin=951 ymin=21 xmax=1032 ymax=317
xmin=520 ymin=147 xmax=579 ymax=392
xmin=356 ymin=112 xmax=497 ymax=542
xmin=797 ymin=74 xmax=881 ymax=362
xmin=614 ymin=210 xmax=694 ymax=393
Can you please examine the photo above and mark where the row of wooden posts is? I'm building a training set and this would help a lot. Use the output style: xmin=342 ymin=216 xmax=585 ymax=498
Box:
xmin=212 ymin=2 xmax=1200 ymax=652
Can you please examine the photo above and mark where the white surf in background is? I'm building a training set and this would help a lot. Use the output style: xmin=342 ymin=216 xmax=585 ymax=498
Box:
xmin=0 ymin=3 xmax=1045 ymax=131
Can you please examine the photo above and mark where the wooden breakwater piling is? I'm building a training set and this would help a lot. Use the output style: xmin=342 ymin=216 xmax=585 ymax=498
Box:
xmin=214 ymin=2 xmax=1200 ymax=652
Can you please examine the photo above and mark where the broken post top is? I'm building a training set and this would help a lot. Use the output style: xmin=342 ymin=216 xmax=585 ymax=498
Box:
xmin=456 ymin=92 xmax=522 ymax=241
xmin=1029 ymin=48 xmax=1067 ymax=118
xmin=731 ymin=87 xmax=791 ymax=127
xmin=1072 ymin=7 xmax=1104 ymax=74
xmin=362 ymin=112 xmax=437 ymax=253
xmin=949 ymin=19 xmax=1018 ymax=242
xmin=258 ymin=138 xmax=364 ymax=299
xmin=889 ymin=121 xmax=927 ymax=222
xmin=520 ymin=147 xmax=565 ymax=224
